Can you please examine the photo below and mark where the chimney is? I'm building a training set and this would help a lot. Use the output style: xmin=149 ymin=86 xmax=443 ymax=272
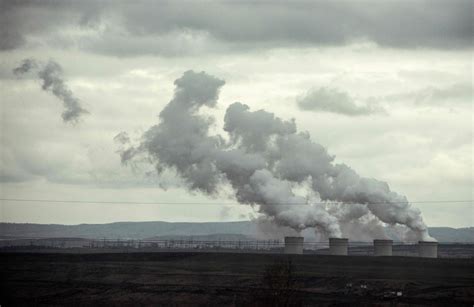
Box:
xmin=284 ymin=236 xmax=304 ymax=254
xmin=418 ymin=241 xmax=438 ymax=258
xmin=373 ymin=239 xmax=393 ymax=256
xmin=329 ymin=238 xmax=348 ymax=256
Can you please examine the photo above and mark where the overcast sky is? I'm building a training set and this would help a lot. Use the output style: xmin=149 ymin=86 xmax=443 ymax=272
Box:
xmin=0 ymin=0 xmax=472 ymax=227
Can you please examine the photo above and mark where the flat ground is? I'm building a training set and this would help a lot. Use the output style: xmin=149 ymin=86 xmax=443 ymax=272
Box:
xmin=1 ymin=252 xmax=473 ymax=306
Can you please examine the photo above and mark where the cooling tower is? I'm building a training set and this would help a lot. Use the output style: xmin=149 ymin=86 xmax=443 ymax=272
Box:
xmin=284 ymin=236 xmax=304 ymax=254
xmin=418 ymin=241 xmax=438 ymax=258
xmin=373 ymin=239 xmax=393 ymax=256
xmin=329 ymin=238 xmax=348 ymax=256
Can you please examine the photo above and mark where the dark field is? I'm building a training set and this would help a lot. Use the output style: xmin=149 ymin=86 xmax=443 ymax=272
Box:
xmin=1 ymin=252 xmax=473 ymax=306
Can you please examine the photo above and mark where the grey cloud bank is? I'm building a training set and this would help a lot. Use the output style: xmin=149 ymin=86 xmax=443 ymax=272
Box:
xmin=1 ymin=0 xmax=472 ymax=55
xmin=0 ymin=0 xmax=103 ymax=51
xmin=120 ymin=70 xmax=434 ymax=241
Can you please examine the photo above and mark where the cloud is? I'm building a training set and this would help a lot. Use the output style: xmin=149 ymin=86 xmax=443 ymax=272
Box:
xmin=119 ymin=70 xmax=435 ymax=241
xmin=112 ymin=0 xmax=473 ymax=49
xmin=1 ymin=49 xmax=470 ymax=227
xmin=12 ymin=58 xmax=37 ymax=75
xmin=0 ymin=0 xmax=103 ymax=51
xmin=1 ymin=0 xmax=471 ymax=55
xmin=81 ymin=29 xmax=223 ymax=58
xmin=0 ymin=27 xmax=25 ymax=51
xmin=113 ymin=131 xmax=130 ymax=145
xmin=13 ymin=58 xmax=89 ymax=123
xmin=381 ymin=83 xmax=472 ymax=107
xmin=297 ymin=87 xmax=385 ymax=116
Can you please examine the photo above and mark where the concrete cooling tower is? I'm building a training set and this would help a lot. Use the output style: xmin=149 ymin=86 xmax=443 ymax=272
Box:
xmin=373 ymin=239 xmax=393 ymax=256
xmin=329 ymin=238 xmax=348 ymax=256
xmin=418 ymin=241 xmax=438 ymax=258
xmin=284 ymin=236 xmax=304 ymax=254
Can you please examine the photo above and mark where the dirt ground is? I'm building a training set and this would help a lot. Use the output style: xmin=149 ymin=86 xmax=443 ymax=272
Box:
xmin=1 ymin=252 xmax=473 ymax=306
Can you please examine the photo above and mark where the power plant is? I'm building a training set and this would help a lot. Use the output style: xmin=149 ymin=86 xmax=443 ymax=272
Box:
xmin=418 ymin=241 xmax=438 ymax=258
xmin=4 ymin=234 xmax=444 ymax=259
xmin=373 ymin=239 xmax=393 ymax=256
xmin=280 ymin=237 xmax=441 ymax=258
xmin=284 ymin=236 xmax=304 ymax=254
xmin=120 ymin=70 xmax=436 ymax=246
xmin=329 ymin=238 xmax=348 ymax=256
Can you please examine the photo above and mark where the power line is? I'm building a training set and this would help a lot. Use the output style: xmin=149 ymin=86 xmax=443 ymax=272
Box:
xmin=0 ymin=198 xmax=472 ymax=206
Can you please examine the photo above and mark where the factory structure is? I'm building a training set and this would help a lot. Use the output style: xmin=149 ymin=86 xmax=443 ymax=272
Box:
xmin=373 ymin=239 xmax=393 ymax=256
xmin=1 ymin=236 xmax=441 ymax=258
xmin=283 ymin=237 xmax=438 ymax=258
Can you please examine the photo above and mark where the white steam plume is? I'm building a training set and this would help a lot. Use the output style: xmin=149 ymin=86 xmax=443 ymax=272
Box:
xmin=13 ymin=58 xmax=89 ymax=123
xmin=118 ymin=70 xmax=434 ymax=241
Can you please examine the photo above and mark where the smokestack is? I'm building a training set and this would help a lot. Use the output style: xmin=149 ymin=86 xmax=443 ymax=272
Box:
xmin=284 ymin=236 xmax=304 ymax=254
xmin=418 ymin=241 xmax=438 ymax=258
xmin=373 ymin=239 xmax=393 ymax=256
xmin=329 ymin=238 xmax=348 ymax=256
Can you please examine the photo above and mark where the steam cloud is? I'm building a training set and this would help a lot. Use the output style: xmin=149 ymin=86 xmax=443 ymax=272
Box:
xmin=13 ymin=58 xmax=89 ymax=123
xmin=119 ymin=70 xmax=434 ymax=241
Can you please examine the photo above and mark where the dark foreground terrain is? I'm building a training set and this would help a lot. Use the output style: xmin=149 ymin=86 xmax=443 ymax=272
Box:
xmin=1 ymin=252 xmax=473 ymax=306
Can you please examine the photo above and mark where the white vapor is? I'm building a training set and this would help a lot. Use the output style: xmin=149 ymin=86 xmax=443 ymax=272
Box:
xmin=117 ymin=70 xmax=434 ymax=241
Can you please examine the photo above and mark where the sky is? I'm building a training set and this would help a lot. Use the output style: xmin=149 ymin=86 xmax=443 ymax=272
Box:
xmin=0 ymin=0 xmax=472 ymax=228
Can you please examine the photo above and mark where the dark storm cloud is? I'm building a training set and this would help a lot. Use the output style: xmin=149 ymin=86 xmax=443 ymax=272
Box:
xmin=297 ymin=87 xmax=385 ymax=116
xmin=1 ymin=0 xmax=471 ymax=55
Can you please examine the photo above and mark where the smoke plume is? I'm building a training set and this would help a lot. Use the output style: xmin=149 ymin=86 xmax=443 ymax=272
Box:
xmin=119 ymin=70 xmax=434 ymax=241
xmin=13 ymin=58 xmax=89 ymax=123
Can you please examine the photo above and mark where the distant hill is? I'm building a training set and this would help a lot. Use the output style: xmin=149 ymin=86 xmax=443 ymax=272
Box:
xmin=0 ymin=221 xmax=258 ymax=240
xmin=427 ymin=227 xmax=474 ymax=243
xmin=0 ymin=221 xmax=472 ymax=242
xmin=145 ymin=233 xmax=255 ymax=241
